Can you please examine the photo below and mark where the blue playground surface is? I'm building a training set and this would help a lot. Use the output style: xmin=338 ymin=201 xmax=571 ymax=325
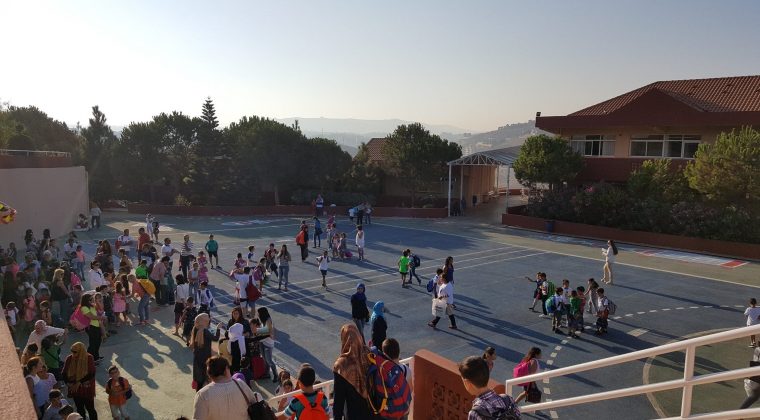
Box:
xmin=82 ymin=213 xmax=759 ymax=419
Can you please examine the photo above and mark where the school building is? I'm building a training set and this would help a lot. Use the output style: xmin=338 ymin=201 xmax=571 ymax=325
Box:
xmin=535 ymin=75 xmax=760 ymax=183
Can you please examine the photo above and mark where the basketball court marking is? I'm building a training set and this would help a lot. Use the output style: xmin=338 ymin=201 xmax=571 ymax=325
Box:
xmin=633 ymin=248 xmax=746 ymax=268
xmin=374 ymin=222 xmax=759 ymax=289
xmin=220 ymin=218 xmax=291 ymax=226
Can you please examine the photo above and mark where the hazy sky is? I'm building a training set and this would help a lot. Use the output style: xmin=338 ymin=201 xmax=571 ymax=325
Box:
xmin=2 ymin=1 xmax=759 ymax=132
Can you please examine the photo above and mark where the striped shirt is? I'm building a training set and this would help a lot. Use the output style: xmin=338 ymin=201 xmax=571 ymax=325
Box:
xmin=180 ymin=241 xmax=194 ymax=257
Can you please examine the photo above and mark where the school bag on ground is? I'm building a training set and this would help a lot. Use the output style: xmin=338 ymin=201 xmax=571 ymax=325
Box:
xmin=366 ymin=348 xmax=411 ymax=419
xmin=293 ymin=391 xmax=329 ymax=420
xmin=471 ymin=394 xmax=521 ymax=420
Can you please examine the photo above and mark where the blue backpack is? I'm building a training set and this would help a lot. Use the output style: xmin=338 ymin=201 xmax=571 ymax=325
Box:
xmin=426 ymin=276 xmax=436 ymax=293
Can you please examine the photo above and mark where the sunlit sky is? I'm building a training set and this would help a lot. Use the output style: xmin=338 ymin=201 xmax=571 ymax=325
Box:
xmin=2 ymin=0 xmax=760 ymax=132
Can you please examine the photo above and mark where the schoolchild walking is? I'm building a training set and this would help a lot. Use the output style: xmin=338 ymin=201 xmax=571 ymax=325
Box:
xmin=317 ymin=251 xmax=330 ymax=288
xmin=408 ymin=249 xmax=421 ymax=285
xmin=204 ymin=234 xmax=219 ymax=269
xmin=105 ymin=365 xmax=133 ymax=420
xmin=745 ymin=298 xmax=760 ymax=347
xmin=196 ymin=281 xmax=214 ymax=315
xmin=355 ymin=225 xmax=365 ymax=261
xmin=428 ymin=275 xmax=456 ymax=329
xmin=567 ymin=290 xmax=582 ymax=338
xmin=398 ymin=250 xmax=410 ymax=288
xmin=595 ymin=288 xmax=610 ymax=336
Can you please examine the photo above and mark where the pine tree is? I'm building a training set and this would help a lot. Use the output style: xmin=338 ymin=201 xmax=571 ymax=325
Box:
xmin=81 ymin=106 xmax=117 ymax=201
xmin=189 ymin=97 xmax=233 ymax=204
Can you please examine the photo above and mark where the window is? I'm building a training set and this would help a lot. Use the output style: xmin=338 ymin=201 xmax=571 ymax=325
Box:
xmin=630 ymin=134 xmax=701 ymax=158
xmin=570 ymin=135 xmax=615 ymax=157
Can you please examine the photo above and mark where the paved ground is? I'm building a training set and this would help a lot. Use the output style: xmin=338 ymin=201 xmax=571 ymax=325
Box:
xmin=38 ymin=210 xmax=759 ymax=419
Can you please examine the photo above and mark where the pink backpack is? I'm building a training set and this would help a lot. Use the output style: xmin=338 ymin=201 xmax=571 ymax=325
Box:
xmin=513 ymin=360 xmax=532 ymax=387
xmin=70 ymin=272 xmax=82 ymax=288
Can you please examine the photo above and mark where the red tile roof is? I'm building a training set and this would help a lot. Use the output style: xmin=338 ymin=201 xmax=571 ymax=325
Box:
xmin=571 ymin=75 xmax=760 ymax=116
xmin=365 ymin=137 xmax=387 ymax=163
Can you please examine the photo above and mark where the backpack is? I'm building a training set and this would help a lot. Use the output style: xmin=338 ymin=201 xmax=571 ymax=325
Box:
xmin=513 ymin=360 xmax=532 ymax=387
xmin=138 ymin=279 xmax=156 ymax=296
xmin=245 ymin=276 xmax=261 ymax=302
xmin=426 ymin=276 xmax=436 ymax=293
xmin=412 ymin=255 xmax=421 ymax=268
xmin=606 ymin=298 xmax=617 ymax=315
xmin=544 ymin=296 xmax=556 ymax=314
xmin=367 ymin=349 xmax=411 ymax=419
xmin=546 ymin=281 xmax=556 ymax=297
xmin=293 ymin=392 xmax=328 ymax=420
xmin=472 ymin=395 xmax=521 ymax=420
xmin=295 ymin=231 xmax=306 ymax=246
xmin=107 ymin=377 xmax=132 ymax=400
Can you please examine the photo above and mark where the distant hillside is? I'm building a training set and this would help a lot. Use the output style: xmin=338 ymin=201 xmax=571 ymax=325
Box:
xmin=457 ymin=120 xmax=550 ymax=155
xmin=276 ymin=117 xmax=474 ymax=138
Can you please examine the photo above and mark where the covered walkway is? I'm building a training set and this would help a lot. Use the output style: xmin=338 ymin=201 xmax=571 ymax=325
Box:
xmin=446 ymin=146 xmax=522 ymax=219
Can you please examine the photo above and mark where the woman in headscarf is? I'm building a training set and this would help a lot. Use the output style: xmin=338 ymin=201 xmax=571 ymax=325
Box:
xmin=333 ymin=323 xmax=376 ymax=420
xmin=227 ymin=322 xmax=246 ymax=373
xmin=62 ymin=341 xmax=97 ymax=420
xmin=370 ymin=301 xmax=387 ymax=348
xmin=351 ymin=283 xmax=370 ymax=340
xmin=189 ymin=313 xmax=221 ymax=391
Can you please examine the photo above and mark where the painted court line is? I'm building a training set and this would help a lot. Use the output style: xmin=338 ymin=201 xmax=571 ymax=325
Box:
xmin=374 ymin=222 xmax=758 ymax=289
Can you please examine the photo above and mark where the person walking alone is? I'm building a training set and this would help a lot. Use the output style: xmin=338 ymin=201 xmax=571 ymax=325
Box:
xmin=429 ymin=275 xmax=457 ymax=329
xmin=601 ymin=240 xmax=618 ymax=285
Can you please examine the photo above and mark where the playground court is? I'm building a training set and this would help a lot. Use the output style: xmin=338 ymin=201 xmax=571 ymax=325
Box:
xmin=66 ymin=212 xmax=759 ymax=419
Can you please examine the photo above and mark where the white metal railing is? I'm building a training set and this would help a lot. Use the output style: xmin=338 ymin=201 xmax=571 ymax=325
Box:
xmin=0 ymin=149 xmax=71 ymax=157
xmin=267 ymin=356 xmax=412 ymax=415
xmin=506 ymin=324 xmax=760 ymax=419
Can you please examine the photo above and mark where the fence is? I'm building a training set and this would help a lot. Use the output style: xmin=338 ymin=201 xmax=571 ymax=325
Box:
xmin=506 ymin=325 xmax=760 ymax=419
xmin=0 ymin=149 xmax=71 ymax=157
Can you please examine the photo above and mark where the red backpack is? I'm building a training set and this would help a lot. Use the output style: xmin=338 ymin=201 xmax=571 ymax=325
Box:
xmin=245 ymin=275 xmax=261 ymax=302
xmin=295 ymin=231 xmax=306 ymax=246
xmin=293 ymin=392 xmax=328 ymax=420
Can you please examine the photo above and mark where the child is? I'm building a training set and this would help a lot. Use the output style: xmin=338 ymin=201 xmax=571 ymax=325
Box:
xmin=151 ymin=218 xmax=160 ymax=243
xmin=265 ymin=243 xmax=278 ymax=279
xmin=745 ymin=298 xmax=760 ymax=347
xmin=4 ymin=302 xmax=19 ymax=342
xmin=247 ymin=245 xmax=257 ymax=268
xmin=576 ymin=286 xmax=586 ymax=334
xmin=74 ymin=245 xmax=86 ymax=280
xmin=383 ymin=338 xmax=414 ymax=399
xmin=239 ymin=356 xmax=254 ymax=386
xmin=41 ymin=335 xmax=64 ymax=383
xmin=204 ymin=234 xmax=219 ymax=269
xmin=355 ymin=225 xmax=365 ymax=261
xmin=275 ymin=370 xmax=292 ymax=395
xmin=70 ymin=285 xmax=83 ymax=315
xmin=551 ymin=287 xmax=565 ymax=334
xmin=277 ymin=379 xmax=295 ymax=412
xmin=197 ymin=251 xmax=209 ymax=277
xmin=23 ymin=287 xmax=37 ymax=324
xmin=567 ymin=290 xmax=581 ymax=338
xmin=40 ymin=300 xmax=53 ymax=326
xmin=180 ymin=296 xmax=198 ymax=345
xmin=196 ymin=281 xmax=214 ymax=315
xmin=234 ymin=253 xmax=246 ymax=270
xmin=7 ymin=242 xmax=18 ymax=262
xmin=105 ymin=365 xmax=132 ymax=419
xmin=595 ymin=288 xmax=610 ymax=336
xmin=282 ymin=364 xmax=330 ymax=420
xmin=398 ymin=250 xmax=410 ymax=288
xmin=94 ymin=291 xmax=110 ymax=339
xmin=527 ymin=272 xmax=543 ymax=312
xmin=316 ymin=251 xmax=330 ymax=288
xmin=331 ymin=232 xmax=340 ymax=259
xmin=189 ymin=262 xmax=200 ymax=298
xmin=458 ymin=356 xmax=519 ymax=419
xmin=482 ymin=346 xmax=496 ymax=372
xmin=339 ymin=233 xmax=347 ymax=259
xmin=113 ymin=282 xmax=127 ymax=327
xmin=135 ymin=260 xmax=149 ymax=280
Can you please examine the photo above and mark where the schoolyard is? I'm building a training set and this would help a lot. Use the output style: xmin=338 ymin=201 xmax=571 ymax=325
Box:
xmin=60 ymin=211 xmax=759 ymax=419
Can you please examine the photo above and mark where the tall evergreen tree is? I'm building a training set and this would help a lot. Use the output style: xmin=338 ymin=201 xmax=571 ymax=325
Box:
xmin=81 ymin=106 xmax=117 ymax=201
xmin=189 ymin=97 xmax=233 ymax=204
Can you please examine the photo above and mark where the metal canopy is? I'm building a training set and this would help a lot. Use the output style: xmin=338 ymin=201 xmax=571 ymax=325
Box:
xmin=447 ymin=145 xmax=521 ymax=167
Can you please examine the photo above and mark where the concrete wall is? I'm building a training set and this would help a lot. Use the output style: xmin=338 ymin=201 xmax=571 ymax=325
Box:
xmin=0 ymin=318 xmax=37 ymax=417
xmin=0 ymin=166 xmax=89 ymax=245
xmin=502 ymin=212 xmax=760 ymax=261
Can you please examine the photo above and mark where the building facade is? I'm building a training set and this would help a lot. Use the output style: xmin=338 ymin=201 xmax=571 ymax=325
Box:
xmin=535 ymin=75 xmax=760 ymax=182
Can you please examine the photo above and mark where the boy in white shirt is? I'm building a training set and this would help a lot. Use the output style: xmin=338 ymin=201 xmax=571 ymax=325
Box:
xmin=745 ymin=298 xmax=760 ymax=347
xmin=317 ymin=251 xmax=330 ymax=288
